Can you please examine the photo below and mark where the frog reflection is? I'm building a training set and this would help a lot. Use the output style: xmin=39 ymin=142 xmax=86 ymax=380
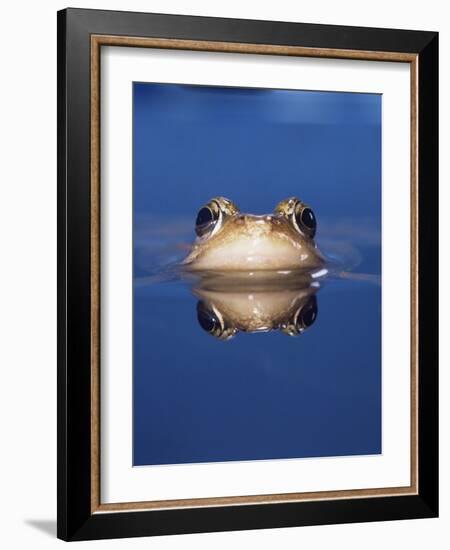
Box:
xmin=194 ymin=284 xmax=319 ymax=340
xmin=183 ymin=197 xmax=324 ymax=272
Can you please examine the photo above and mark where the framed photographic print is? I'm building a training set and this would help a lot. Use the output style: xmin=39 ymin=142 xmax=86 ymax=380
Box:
xmin=57 ymin=8 xmax=438 ymax=541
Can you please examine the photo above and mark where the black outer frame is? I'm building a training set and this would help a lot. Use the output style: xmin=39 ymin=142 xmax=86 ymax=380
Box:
xmin=57 ymin=8 xmax=438 ymax=541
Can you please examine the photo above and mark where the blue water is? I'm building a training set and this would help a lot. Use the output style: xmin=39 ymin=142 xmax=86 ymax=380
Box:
xmin=133 ymin=83 xmax=381 ymax=466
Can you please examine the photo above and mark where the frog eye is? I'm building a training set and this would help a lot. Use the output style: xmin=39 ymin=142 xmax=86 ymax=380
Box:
xmin=195 ymin=206 xmax=218 ymax=238
xmin=294 ymin=204 xmax=317 ymax=238
xmin=274 ymin=197 xmax=317 ymax=239
xmin=196 ymin=301 xmax=237 ymax=340
xmin=195 ymin=197 xmax=240 ymax=239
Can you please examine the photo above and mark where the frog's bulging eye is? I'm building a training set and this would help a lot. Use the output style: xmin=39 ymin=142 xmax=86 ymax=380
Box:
xmin=294 ymin=204 xmax=317 ymax=238
xmin=194 ymin=197 xmax=240 ymax=240
xmin=274 ymin=197 xmax=317 ymax=239
xmin=297 ymin=208 xmax=316 ymax=235
xmin=195 ymin=206 xmax=218 ymax=238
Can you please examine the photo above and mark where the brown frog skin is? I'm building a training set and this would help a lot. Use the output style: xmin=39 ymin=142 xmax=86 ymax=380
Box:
xmin=194 ymin=284 xmax=319 ymax=340
xmin=182 ymin=197 xmax=324 ymax=272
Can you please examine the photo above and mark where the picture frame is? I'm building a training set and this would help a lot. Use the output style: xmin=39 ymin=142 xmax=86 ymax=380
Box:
xmin=57 ymin=7 xmax=438 ymax=541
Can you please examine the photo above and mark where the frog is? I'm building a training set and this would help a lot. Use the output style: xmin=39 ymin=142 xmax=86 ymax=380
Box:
xmin=182 ymin=196 xmax=325 ymax=272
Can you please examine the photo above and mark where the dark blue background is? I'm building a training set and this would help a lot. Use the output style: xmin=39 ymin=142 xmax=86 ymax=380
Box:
xmin=133 ymin=82 xmax=381 ymax=466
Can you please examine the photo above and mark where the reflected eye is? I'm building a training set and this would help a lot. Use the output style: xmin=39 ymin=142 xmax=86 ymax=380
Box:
xmin=281 ymin=294 xmax=318 ymax=337
xmin=196 ymin=300 xmax=237 ymax=340
xmin=295 ymin=206 xmax=316 ymax=238
xmin=197 ymin=300 xmax=219 ymax=333
xmin=296 ymin=295 xmax=318 ymax=330
xmin=195 ymin=206 xmax=218 ymax=238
